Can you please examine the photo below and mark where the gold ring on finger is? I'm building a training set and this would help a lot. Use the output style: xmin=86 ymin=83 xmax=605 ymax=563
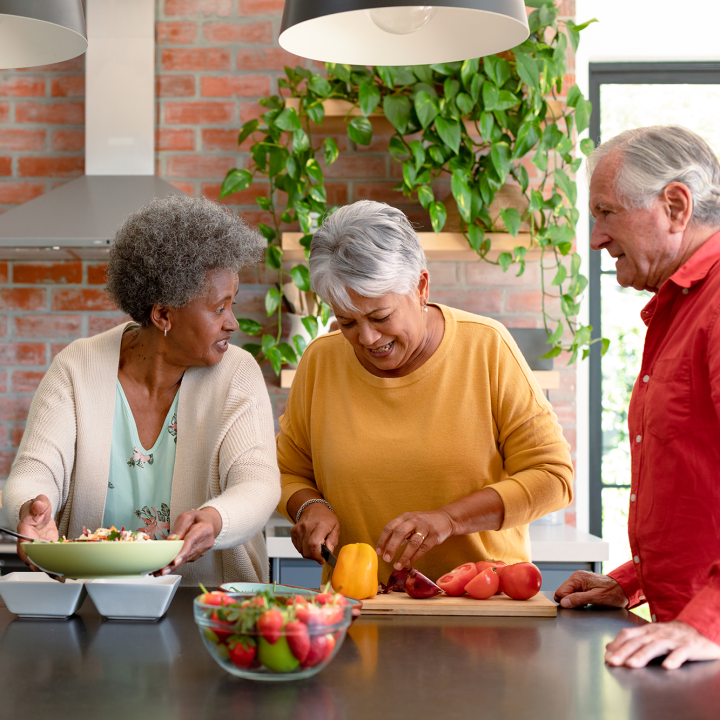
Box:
xmin=413 ymin=532 xmax=425 ymax=541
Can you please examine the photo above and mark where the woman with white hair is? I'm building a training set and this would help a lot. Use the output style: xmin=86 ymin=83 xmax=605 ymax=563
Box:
xmin=5 ymin=195 xmax=281 ymax=585
xmin=276 ymin=200 xmax=573 ymax=586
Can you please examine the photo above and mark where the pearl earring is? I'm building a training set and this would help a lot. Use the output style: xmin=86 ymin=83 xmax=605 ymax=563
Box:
xmin=423 ymin=303 xmax=428 ymax=313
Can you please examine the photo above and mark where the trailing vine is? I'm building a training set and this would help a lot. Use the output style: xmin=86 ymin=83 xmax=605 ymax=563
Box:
xmin=220 ymin=1 xmax=606 ymax=372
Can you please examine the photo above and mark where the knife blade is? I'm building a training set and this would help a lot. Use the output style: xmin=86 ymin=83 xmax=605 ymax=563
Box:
xmin=321 ymin=544 xmax=338 ymax=567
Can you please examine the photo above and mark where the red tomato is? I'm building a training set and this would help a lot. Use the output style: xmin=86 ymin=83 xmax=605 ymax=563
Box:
xmin=210 ymin=610 xmax=235 ymax=642
xmin=499 ymin=562 xmax=542 ymax=600
xmin=475 ymin=560 xmax=507 ymax=574
xmin=228 ymin=635 xmax=257 ymax=668
xmin=465 ymin=567 xmax=500 ymax=599
xmin=437 ymin=562 xmax=478 ymax=596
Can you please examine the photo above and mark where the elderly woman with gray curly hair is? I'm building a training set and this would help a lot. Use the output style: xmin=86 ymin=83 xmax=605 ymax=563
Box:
xmin=4 ymin=195 xmax=281 ymax=585
xmin=277 ymin=200 xmax=573 ymax=588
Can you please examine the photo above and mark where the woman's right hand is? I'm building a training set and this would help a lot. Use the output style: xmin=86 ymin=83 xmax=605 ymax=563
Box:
xmin=17 ymin=494 xmax=59 ymax=570
xmin=291 ymin=503 xmax=340 ymax=565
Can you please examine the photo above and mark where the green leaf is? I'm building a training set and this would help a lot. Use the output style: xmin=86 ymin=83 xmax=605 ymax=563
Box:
xmin=291 ymin=264 xmax=311 ymax=292
xmin=277 ymin=342 xmax=298 ymax=365
xmin=517 ymin=165 xmax=530 ymax=193
xmin=515 ymin=52 xmax=540 ymax=92
xmin=220 ymin=168 xmax=253 ymax=199
xmin=274 ymin=108 xmax=302 ymax=131
xmin=306 ymin=159 xmax=323 ymax=183
xmin=242 ymin=343 xmax=262 ymax=358
xmin=302 ymin=316 xmax=319 ymax=339
xmin=490 ymin=142 xmax=512 ymax=184
xmin=479 ymin=111 xmax=494 ymax=140
xmin=467 ymin=225 xmax=485 ymax=253
xmin=417 ymin=184 xmax=434 ymax=209
xmin=428 ymin=145 xmax=445 ymax=164
xmin=359 ymin=81 xmax=381 ymax=116
xmin=409 ymin=140 xmax=425 ymax=172
xmin=258 ymin=223 xmax=276 ymax=241
xmin=402 ymin=161 xmax=417 ymax=189
xmin=580 ymin=138 xmax=595 ymax=157
xmin=470 ymin=74 xmax=483 ymax=102
xmin=540 ymin=346 xmax=562 ymax=360
xmin=383 ymin=95 xmax=412 ymax=134
xmin=266 ymin=346 xmax=283 ymax=375
xmin=524 ymin=0 xmax=555 ymax=7
xmin=292 ymin=334 xmax=307 ymax=357
xmin=554 ymin=168 xmax=577 ymax=205
xmin=266 ymin=244 xmax=282 ymax=270
xmin=388 ymin=136 xmax=410 ymax=162
xmin=532 ymin=147 xmax=548 ymax=173
xmin=498 ymin=252 xmax=513 ymax=272
xmin=265 ymin=287 xmax=281 ymax=316
xmin=451 ymin=170 xmax=472 ymax=224
xmin=496 ymin=90 xmax=520 ymax=111
xmin=327 ymin=63 xmax=351 ymax=82
xmin=309 ymin=184 xmax=327 ymax=203
xmin=429 ymin=201 xmax=447 ymax=233
xmin=435 ymin=116 xmax=461 ymax=154
xmin=574 ymin=97 xmax=592 ymax=134
xmin=323 ymin=137 xmax=339 ymax=165
xmin=443 ymin=78 xmax=460 ymax=100
xmin=413 ymin=64 xmax=434 ymax=83
xmin=601 ymin=337 xmax=610 ymax=356
xmin=567 ymin=18 xmax=598 ymax=52
xmin=548 ymin=321 xmax=564 ymax=344
xmin=513 ymin=121 xmax=540 ymax=159
xmin=237 ymin=118 xmax=259 ymax=147
xmin=456 ymin=92 xmax=474 ymax=115
xmin=542 ymin=123 xmax=563 ymax=150
xmin=566 ymin=85 xmax=583 ymax=108
xmin=460 ymin=57 xmax=479 ymax=89
xmin=500 ymin=207 xmax=522 ymax=237
xmin=238 ymin=318 xmax=262 ymax=335
xmin=308 ymin=74 xmax=332 ymax=97
xmin=285 ymin=155 xmax=299 ymax=179
xmin=482 ymin=81 xmax=499 ymax=111
xmin=261 ymin=334 xmax=275 ymax=353
xmin=306 ymin=101 xmax=325 ymax=125
xmin=415 ymin=91 xmax=439 ymax=129
xmin=348 ymin=116 xmax=373 ymax=145
xmin=551 ymin=264 xmax=567 ymax=286
xmin=293 ymin=129 xmax=309 ymax=153
xmin=256 ymin=196 xmax=272 ymax=212
xmin=377 ymin=65 xmax=395 ymax=88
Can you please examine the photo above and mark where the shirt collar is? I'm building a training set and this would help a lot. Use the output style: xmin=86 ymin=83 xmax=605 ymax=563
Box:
xmin=668 ymin=230 xmax=720 ymax=289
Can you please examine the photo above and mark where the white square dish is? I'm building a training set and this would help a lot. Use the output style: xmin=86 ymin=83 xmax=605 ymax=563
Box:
xmin=0 ymin=572 xmax=86 ymax=618
xmin=85 ymin=575 xmax=181 ymax=620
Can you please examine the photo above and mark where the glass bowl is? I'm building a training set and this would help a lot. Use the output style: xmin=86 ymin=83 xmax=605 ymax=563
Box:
xmin=194 ymin=590 xmax=355 ymax=681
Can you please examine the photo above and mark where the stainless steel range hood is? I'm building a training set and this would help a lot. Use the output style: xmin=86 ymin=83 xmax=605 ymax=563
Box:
xmin=0 ymin=0 xmax=186 ymax=255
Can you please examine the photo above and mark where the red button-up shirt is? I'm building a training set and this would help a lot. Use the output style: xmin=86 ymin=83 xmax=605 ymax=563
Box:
xmin=608 ymin=231 xmax=720 ymax=643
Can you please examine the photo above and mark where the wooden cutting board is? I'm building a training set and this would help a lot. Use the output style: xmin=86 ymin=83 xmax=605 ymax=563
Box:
xmin=360 ymin=592 xmax=557 ymax=617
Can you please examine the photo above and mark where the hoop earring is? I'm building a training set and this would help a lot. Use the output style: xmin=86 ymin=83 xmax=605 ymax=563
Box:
xmin=164 ymin=327 xmax=168 ymax=337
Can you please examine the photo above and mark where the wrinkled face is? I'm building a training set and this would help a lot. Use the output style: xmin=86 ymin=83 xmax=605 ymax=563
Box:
xmin=164 ymin=268 xmax=239 ymax=367
xmin=589 ymin=153 xmax=684 ymax=291
xmin=332 ymin=283 xmax=428 ymax=374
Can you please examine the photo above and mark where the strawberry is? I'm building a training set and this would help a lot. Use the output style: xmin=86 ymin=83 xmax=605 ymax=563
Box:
xmin=228 ymin=635 xmax=257 ymax=668
xmin=314 ymin=592 xmax=334 ymax=605
xmin=288 ymin=594 xmax=308 ymax=607
xmin=257 ymin=608 xmax=284 ymax=644
xmin=210 ymin=610 xmax=235 ymax=642
xmin=302 ymin=633 xmax=336 ymax=668
xmin=285 ymin=620 xmax=311 ymax=663
xmin=199 ymin=590 xmax=234 ymax=607
xmin=319 ymin=604 xmax=344 ymax=625
xmin=295 ymin=604 xmax=323 ymax=627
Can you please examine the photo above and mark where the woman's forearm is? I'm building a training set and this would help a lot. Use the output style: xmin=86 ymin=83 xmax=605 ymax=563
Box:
xmin=442 ymin=486 xmax=505 ymax=536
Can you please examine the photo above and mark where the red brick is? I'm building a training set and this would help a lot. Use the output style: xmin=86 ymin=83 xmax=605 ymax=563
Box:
xmin=51 ymin=129 xmax=84 ymax=152
xmin=504 ymin=289 xmax=543 ymax=313
xmin=161 ymin=48 xmax=231 ymax=72
xmin=239 ymin=101 xmax=265 ymax=123
xmin=323 ymin=155 xmax=386 ymax=179
xmin=203 ymin=21 xmax=273 ymax=43
xmin=12 ymin=371 xmax=46 ymax=393
xmin=201 ymin=128 xmax=241 ymax=151
xmin=11 ymin=424 xmax=25 ymax=447
xmin=0 ymin=288 xmax=46 ymax=311
xmin=0 ymin=181 xmax=45 ymax=204
xmin=0 ymin=76 xmax=45 ymax=97
xmin=235 ymin=47 xmax=307 ymax=71
xmin=164 ymin=101 xmax=233 ymax=124
xmin=0 ymin=157 xmax=11 ymax=176
xmin=427 ymin=262 xmax=459 ymax=286
xmin=51 ymin=289 xmax=116 ymax=312
xmin=0 ymin=262 xmax=6 ymax=283
xmin=18 ymin=157 xmax=84 ymax=178
xmin=50 ymin=75 xmax=85 ymax=98
xmin=0 ymin=451 xmax=14 ymax=474
xmin=201 ymin=181 xmax=268 ymax=205
xmin=16 ymin=101 xmax=84 ymax=124
xmin=237 ymin=0 xmax=285 ymax=15
xmin=325 ymin=183 xmax=349 ymax=205
xmin=18 ymin=57 xmax=84 ymax=72
xmin=353 ymin=181 xmax=406 ymax=204
xmin=88 ymin=315 xmax=133 ymax=336
xmin=495 ymin=316 xmax=540 ymax=328
xmin=156 ymin=22 xmax=197 ymax=44
xmin=169 ymin=181 xmax=196 ymax=194
xmin=235 ymin=287 xmax=272 ymax=314
xmin=432 ymin=289 xmax=502 ymax=314
xmin=87 ymin=264 xmax=109 ymax=284
xmin=156 ymin=128 xmax=195 ymax=151
xmin=14 ymin=262 xmax=82 ymax=284
xmin=201 ymin=75 xmax=270 ymax=97
xmin=50 ymin=343 xmax=70 ymax=360
xmin=550 ymin=400 xmax=575 ymax=426
xmin=156 ymin=74 xmax=195 ymax=97
xmin=561 ymin=427 xmax=576 ymax=453
xmin=0 ymin=370 xmax=6 ymax=392
xmin=0 ymin=423 xmax=8 ymax=447
xmin=14 ymin=314 xmax=82 ymax=339
xmin=467 ymin=261 xmax=541 ymax=287
xmin=164 ymin=0 xmax=232 ymax=15
xmin=0 ymin=129 xmax=45 ymax=152
xmin=167 ymin=155 xmax=237 ymax=178
xmin=0 ymin=344 xmax=45 ymax=367
xmin=0 ymin=103 xmax=9 ymax=123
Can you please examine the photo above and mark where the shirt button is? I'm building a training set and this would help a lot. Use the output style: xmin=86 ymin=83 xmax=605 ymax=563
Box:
xmin=682 ymin=288 xmax=689 ymax=295
xmin=642 ymin=375 xmax=650 ymax=382
xmin=636 ymin=435 xmax=642 ymax=443
xmin=652 ymin=614 xmax=657 ymax=622
xmin=630 ymin=494 xmax=636 ymax=502
xmin=634 ymin=555 xmax=640 ymax=564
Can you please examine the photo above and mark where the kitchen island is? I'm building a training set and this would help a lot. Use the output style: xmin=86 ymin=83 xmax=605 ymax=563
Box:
xmin=1 ymin=588 xmax=718 ymax=719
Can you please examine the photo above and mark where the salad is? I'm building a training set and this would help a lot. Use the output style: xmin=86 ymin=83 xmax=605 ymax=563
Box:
xmin=56 ymin=526 xmax=153 ymax=543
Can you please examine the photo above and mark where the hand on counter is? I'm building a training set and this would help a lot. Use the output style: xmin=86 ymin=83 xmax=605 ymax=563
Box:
xmin=291 ymin=503 xmax=340 ymax=565
xmin=606 ymin=620 xmax=720 ymax=669
xmin=17 ymin=494 xmax=61 ymax=577
xmin=554 ymin=570 xmax=629 ymax=609
xmin=154 ymin=506 xmax=221 ymax=576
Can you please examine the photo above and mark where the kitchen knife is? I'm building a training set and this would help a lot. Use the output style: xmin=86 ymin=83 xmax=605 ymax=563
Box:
xmin=321 ymin=543 xmax=338 ymax=567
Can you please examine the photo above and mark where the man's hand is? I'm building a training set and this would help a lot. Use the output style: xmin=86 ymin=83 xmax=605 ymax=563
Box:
xmin=154 ymin=507 xmax=222 ymax=576
xmin=291 ymin=503 xmax=340 ymax=565
xmin=554 ymin=571 xmax=629 ymax=608
xmin=606 ymin=621 xmax=720 ymax=669
xmin=17 ymin=494 xmax=59 ymax=571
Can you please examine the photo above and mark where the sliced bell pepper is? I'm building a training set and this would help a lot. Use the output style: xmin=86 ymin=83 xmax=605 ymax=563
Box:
xmin=331 ymin=542 xmax=378 ymax=600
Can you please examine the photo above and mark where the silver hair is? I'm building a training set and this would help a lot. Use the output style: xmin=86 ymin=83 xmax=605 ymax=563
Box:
xmin=588 ymin=125 xmax=720 ymax=225
xmin=309 ymin=200 xmax=427 ymax=311
xmin=106 ymin=194 xmax=264 ymax=326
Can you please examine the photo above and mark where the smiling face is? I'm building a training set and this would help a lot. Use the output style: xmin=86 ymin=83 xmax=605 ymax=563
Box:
xmin=159 ymin=268 xmax=240 ymax=367
xmin=589 ymin=152 xmax=693 ymax=291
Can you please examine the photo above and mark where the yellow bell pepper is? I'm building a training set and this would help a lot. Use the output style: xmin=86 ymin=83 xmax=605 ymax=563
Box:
xmin=331 ymin=543 xmax=379 ymax=600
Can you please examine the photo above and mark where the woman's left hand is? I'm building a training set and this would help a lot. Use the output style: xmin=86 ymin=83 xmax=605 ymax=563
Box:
xmin=376 ymin=510 xmax=456 ymax=570
xmin=154 ymin=507 xmax=222 ymax=576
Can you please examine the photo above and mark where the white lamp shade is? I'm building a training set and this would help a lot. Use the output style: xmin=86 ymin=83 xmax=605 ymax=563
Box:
xmin=279 ymin=0 xmax=530 ymax=66
xmin=0 ymin=0 xmax=87 ymax=69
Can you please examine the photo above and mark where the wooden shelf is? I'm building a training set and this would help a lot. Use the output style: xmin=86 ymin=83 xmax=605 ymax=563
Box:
xmin=280 ymin=367 xmax=558 ymax=390
xmin=282 ymin=231 xmax=538 ymax=262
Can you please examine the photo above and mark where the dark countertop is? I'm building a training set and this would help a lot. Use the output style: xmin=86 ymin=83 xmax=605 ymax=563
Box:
xmin=1 ymin=588 xmax=719 ymax=720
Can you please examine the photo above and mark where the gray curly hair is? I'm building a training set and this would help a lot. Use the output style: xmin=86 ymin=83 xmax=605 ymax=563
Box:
xmin=588 ymin=125 xmax=720 ymax=226
xmin=106 ymin=194 xmax=264 ymax=326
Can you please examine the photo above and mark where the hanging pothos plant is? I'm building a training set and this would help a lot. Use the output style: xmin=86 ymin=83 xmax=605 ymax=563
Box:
xmin=220 ymin=0 xmax=604 ymax=373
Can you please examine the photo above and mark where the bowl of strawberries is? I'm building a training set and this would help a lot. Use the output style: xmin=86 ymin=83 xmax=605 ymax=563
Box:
xmin=193 ymin=585 xmax=356 ymax=681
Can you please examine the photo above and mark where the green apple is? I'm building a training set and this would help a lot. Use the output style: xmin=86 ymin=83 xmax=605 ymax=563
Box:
xmin=258 ymin=636 xmax=300 ymax=673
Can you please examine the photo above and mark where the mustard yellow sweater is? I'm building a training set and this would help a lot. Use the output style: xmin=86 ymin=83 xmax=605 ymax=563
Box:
xmin=277 ymin=304 xmax=573 ymax=584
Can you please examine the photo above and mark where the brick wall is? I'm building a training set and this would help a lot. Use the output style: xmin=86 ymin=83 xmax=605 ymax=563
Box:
xmin=0 ymin=0 xmax=577 ymax=525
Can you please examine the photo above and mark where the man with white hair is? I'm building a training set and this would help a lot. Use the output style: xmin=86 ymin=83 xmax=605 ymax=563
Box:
xmin=555 ymin=125 xmax=720 ymax=669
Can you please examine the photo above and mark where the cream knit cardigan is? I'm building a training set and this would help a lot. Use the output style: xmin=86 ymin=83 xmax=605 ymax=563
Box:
xmin=4 ymin=323 xmax=281 ymax=587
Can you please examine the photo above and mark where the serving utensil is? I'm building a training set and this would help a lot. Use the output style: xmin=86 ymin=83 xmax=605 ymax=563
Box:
xmin=0 ymin=528 xmax=51 ymax=543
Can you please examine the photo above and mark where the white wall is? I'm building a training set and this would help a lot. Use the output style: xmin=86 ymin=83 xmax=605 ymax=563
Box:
xmin=573 ymin=1 xmax=720 ymax=532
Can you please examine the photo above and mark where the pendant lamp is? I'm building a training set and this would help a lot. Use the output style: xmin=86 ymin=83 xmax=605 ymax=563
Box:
xmin=0 ymin=0 xmax=86 ymax=70
xmin=279 ymin=0 xmax=530 ymax=66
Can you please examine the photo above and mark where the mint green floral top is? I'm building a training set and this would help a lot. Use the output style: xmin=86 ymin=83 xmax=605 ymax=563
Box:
xmin=102 ymin=379 xmax=179 ymax=539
